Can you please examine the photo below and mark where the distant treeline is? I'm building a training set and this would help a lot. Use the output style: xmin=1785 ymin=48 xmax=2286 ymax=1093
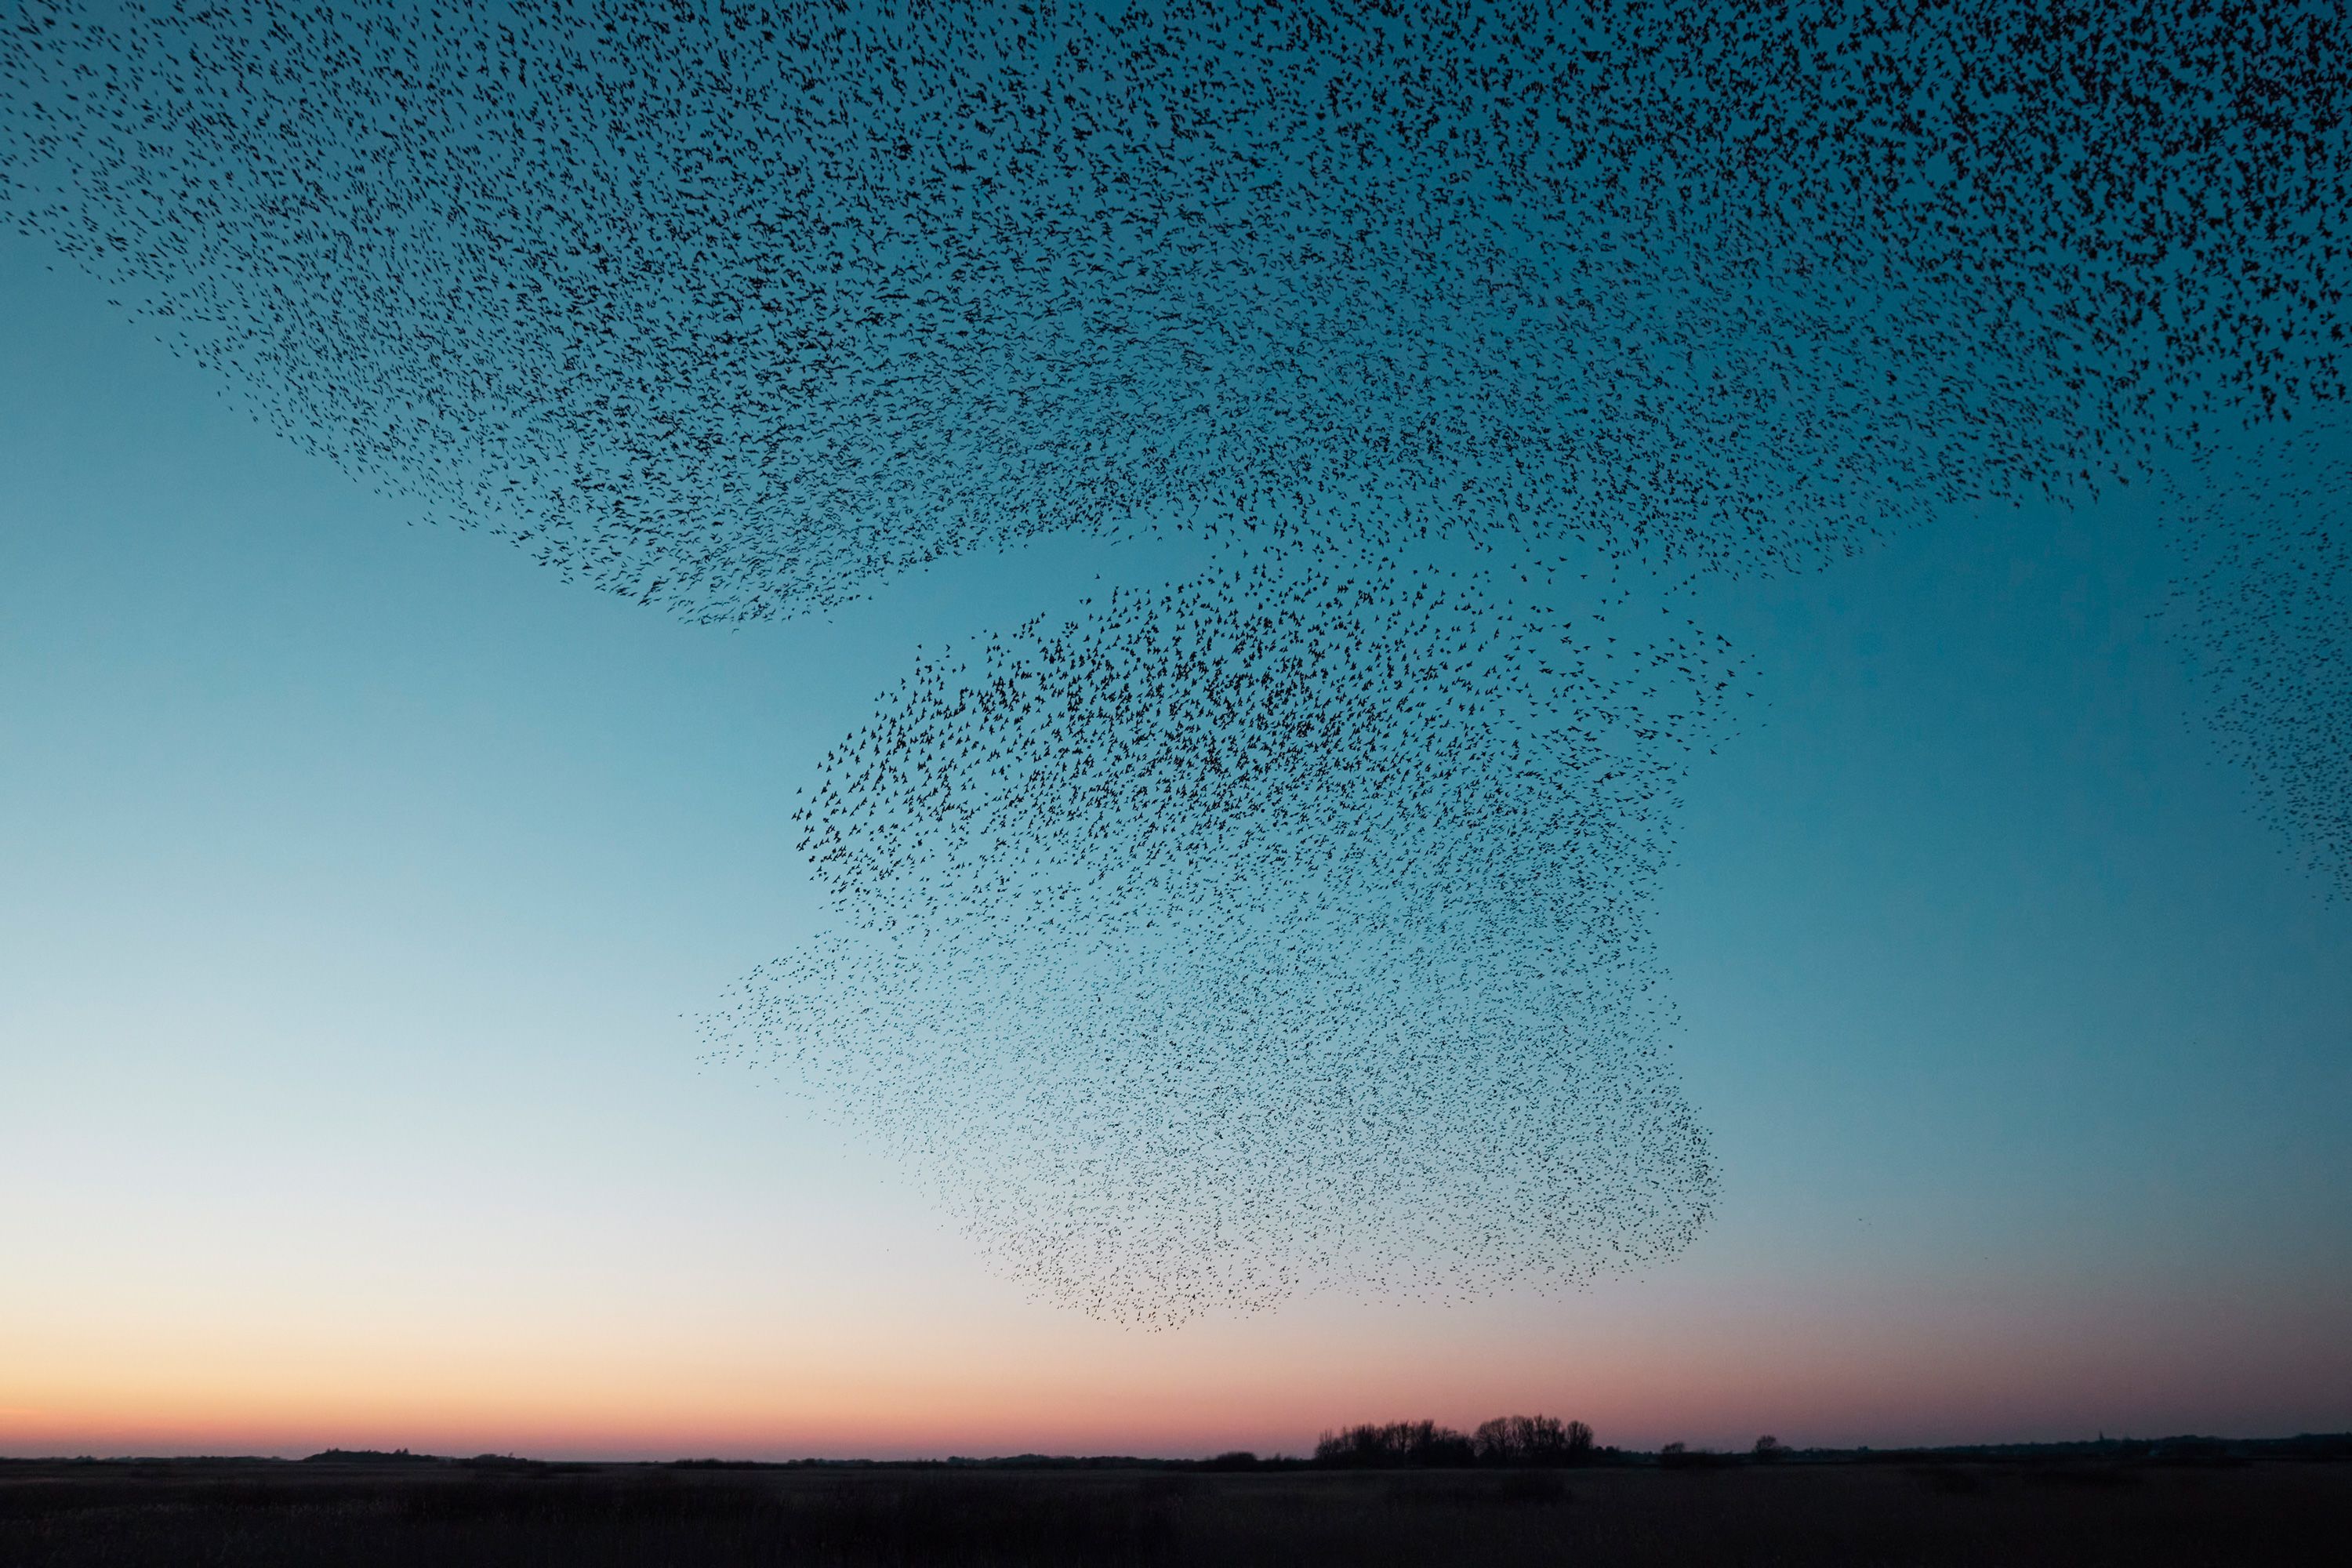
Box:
xmin=42 ymin=1431 xmax=2331 ymax=1475
xmin=1312 ymin=1415 xmax=1597 ymax=1468
xmin=1278 ymin=1428 xmax=2352 ymax=1472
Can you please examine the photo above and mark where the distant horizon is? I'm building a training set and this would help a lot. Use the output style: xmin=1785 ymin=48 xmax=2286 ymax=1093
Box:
xmin=16 ymin=1429 xmax=2352 ymax=1468
xmin=15 ymin=1421 xmax=2352 ymax=1468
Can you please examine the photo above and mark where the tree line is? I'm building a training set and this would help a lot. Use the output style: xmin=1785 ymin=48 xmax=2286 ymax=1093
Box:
xmin=1312 ymin=1415 xmax=1597 ymax=1468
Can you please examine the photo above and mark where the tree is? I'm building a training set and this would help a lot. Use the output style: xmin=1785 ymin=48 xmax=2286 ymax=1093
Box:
xmin=1472 ymin=1415 xmax=1596 ymax=1467
xmin=1321 ymin=1414 xmax=1594 ymax=1469
xmin=1313 ymin=1421 xmax=1474 ymax=1468
xmin=1753 ymin=1435 xmax=1788 ymax=1463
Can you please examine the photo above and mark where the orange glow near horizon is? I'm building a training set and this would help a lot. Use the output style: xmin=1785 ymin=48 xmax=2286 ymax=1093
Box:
xmin=10 ymin=1271 xmax=2347 ymax=1461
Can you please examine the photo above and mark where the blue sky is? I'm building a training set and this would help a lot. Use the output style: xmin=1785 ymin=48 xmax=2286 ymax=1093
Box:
xmin=4 ymin=226 xmax=2349 ymax=1455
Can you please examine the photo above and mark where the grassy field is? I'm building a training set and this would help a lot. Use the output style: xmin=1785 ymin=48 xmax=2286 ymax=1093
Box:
xmin=2 ymin=1455 xmax=2346 ymax=1565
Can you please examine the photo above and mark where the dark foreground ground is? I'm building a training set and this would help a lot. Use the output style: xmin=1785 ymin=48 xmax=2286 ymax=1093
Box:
xmin=3 ymin=1456 xmax=2347 ymax=1566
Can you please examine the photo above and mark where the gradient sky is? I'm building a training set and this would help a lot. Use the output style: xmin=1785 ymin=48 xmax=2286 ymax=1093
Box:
xmin=5 ymin=223 xmax=2350 ymax=1460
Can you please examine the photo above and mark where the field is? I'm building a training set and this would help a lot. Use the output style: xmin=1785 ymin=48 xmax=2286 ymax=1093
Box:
xmin=3 ymin=1455 xmax=2347 ymax=1566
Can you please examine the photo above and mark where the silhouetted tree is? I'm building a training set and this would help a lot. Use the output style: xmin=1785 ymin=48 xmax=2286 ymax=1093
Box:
xmin=1470 ymin=1415 xmax=1596 ymax=1467
xmin=1316 ymin=1414 xmax=1600 ymax=1469
xmin=1312 ymin=1421 xmax=1475 ymax=1468
xmin=1753 ymin=1436 xmax=1788 ymax=1463
xmin=1473 ymin=1417 xmax=1524 ymax=1464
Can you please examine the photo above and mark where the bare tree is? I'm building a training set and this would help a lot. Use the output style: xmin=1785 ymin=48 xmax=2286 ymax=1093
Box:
xmin=1469 ymin=1414 xmax=1595 ymax=1467
xmin=1314 ymin=1421 xmax=1474 ymax=1468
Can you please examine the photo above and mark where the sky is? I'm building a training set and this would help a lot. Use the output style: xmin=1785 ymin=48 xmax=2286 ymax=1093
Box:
xmin=5 ymin=220 xmax=2349 ymax=1460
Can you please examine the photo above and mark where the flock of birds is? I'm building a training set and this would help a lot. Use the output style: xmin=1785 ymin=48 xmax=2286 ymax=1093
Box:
xmin=699 ymin=551 xmax=1740 ymax=1319
xmin=2168 ymin=410 xmax=2352 ymax=895
xmin=5 ymin=2 xmax=2345 ymax=1321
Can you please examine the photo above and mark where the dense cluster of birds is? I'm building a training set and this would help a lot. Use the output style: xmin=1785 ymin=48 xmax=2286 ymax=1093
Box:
xmin=700 ymin=550 xmax=1738 ymax=1319
xmin=5 ymin=3 xmax=2347 ymax=1318
xmin=9 ymin=2 xmax=2345 ymax=610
